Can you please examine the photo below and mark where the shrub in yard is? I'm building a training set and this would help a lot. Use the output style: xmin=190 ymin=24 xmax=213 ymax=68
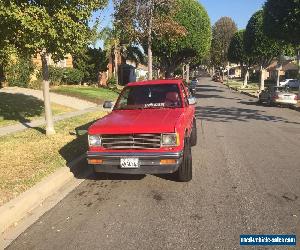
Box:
xmin=62 ymin=68 xmax=84 ymax=84
xmin=107 ymin=76 xmax=117 ymax=87
xmin=48 ymin=66 xmax=64 ymax=85
xmin=5 ymin=57 xmax=35 ymax=88
xmin=264 ymin=79 xmax=275 ymax=86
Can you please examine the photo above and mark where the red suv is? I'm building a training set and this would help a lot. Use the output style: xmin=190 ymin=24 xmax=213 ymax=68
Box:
xmin=87 ymin=79 xmax=197 ymax=182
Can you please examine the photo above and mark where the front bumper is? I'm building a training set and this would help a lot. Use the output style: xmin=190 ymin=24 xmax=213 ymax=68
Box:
xmin=87 ymin=151 xmax=183 ymax=174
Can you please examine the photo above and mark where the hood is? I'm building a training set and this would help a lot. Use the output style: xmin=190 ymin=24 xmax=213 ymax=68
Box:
xmin=88 ymin=108 xmax=183 ymax=134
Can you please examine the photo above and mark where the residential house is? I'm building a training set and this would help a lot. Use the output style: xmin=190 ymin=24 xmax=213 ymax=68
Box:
xmin=32 ymin=54 xmax=73 ymax=68
xmin=266 ymin=60 xmax=298 ymax=82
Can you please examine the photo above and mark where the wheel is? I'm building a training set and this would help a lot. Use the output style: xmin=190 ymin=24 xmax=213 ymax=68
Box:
xmin=190 ymin=118 xmax=197 ymax=146
xmin=176 ymin=138 xmax=192 ymax=182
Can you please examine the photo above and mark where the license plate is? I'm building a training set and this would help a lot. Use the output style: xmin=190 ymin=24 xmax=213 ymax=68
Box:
xmin=283 ymin=96 xmax=292 ymax=100
xmin=120 ymin=158 xmax=139 ymax=168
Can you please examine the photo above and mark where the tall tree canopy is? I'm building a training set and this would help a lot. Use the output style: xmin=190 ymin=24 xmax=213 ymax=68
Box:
xmin=114 ymin=0 xmax=185 ymax=79
xmin=244 ymin=10 xmax=281 ymax=68
xmin=263 ymin=0 xmax=300 ymax=75
xmin=151 ymin=0 xmax=211 ymax=77
xmin=263 ymin=0 xmax=300 ymax=47
xmin=228 ymin=30 xmax=247 ymax=65
xmin=228 ymin=30 xmax=254 ymax=86
xmin=0 ymin=0 xmax=107 ymax=135
xmin=210 ymin=17 xmax=237 ymax=67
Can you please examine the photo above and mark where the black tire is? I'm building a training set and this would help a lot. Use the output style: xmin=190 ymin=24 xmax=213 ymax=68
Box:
xmin=190 ymin=118 xmax=197 ymax=146
xmin=176 ymin=138 xmax=192 ymax=182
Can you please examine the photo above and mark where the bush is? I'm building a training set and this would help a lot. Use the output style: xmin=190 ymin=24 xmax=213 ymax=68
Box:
xmin=62 ymin=68 xmax=84 ymax=84
xmin=49 ymin=66 xmax=64 ymax=85
xmin=107 ymin=76 xmax=117 ymax=87
xmin=264 ymin=79 xmax=276 ymax=86
xmin=5 ymin=57 xmax=35 ymax=88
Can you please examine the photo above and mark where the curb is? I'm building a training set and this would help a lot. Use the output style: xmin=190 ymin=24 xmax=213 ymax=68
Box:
xmin=0 ymin=154 xmax=91 ymax=236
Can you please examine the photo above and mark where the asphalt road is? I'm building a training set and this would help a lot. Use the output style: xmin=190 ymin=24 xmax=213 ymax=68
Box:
xmin=7 ymin=78 xmax=300 ymax=250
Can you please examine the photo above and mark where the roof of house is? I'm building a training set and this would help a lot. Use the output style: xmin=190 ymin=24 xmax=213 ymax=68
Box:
xmin=267 ymin=60 xmax=298 ymax=71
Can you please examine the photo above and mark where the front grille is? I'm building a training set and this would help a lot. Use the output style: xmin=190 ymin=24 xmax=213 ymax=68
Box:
xmin=102 ymin=134 xmax=161 ymax=150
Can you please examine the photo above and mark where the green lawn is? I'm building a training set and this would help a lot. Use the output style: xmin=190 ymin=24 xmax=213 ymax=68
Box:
xmin=227 ymin=79 xmax=259 ymax=89
xmin=0 ymin=92 xmax=75 ymax=127
xmin=0 ymin=110 xmax=107 ymax=206
xmin=51 ymin=85 xmax=120 ymax=104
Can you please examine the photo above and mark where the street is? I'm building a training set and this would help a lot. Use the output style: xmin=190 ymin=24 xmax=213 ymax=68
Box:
xmin=7 ymin=78 xmax=300 ymax=250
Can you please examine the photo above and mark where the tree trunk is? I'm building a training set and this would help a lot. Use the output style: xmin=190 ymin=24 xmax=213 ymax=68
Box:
xmin=260 ymin=66 xmax=265 ymax=91
xmin=147 ymin=0 xmax=153 ymax=80
xmin=212 ymin=66 xmax=215 ymax=76
xmin=186 ymin=64 xmax=190 ymax=82
xmin=243 ymin=69 xmax=249 ymax=88
xmin=182 ymin=65 xmax=185 ymax=79
xmin=276 ymin=69 xmax=280 ymax=87
xmin=41 ymin=53 xmax=55 ymax=136
xmin=296 ymin=49 xmax=300 ymax=96
xmin=114 ymin=42 xmax=119 ymax=85
xmin=227 ymin=62 xmax=229 ymax=82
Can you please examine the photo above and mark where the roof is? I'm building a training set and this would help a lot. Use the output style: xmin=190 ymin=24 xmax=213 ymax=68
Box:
xmin=127 ymin=79 xmax=183 ymax=86
xmin=267 ymin=60 xmax=298 ymax=71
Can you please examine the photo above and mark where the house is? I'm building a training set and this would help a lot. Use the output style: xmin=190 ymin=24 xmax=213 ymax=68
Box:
xmin=267 ymin=60 xmax=298 ymax=82
xmin=228 ymin=63 xmax=242 ymax=78
xmin=32 ymin=53 xmax=73 ymax=68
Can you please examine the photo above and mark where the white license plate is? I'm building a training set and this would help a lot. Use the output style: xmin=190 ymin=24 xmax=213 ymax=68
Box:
xmin=120 ymin=158 xmax=139 ymax=168
xmin=283 ymin=96 xmax=292 ymax=100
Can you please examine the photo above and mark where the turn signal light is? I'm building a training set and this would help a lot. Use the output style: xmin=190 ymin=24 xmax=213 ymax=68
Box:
xmin=160 ymin=159 xmax=176 ymax=165
xmin=88 ymin=159 xmax=103 ymax=164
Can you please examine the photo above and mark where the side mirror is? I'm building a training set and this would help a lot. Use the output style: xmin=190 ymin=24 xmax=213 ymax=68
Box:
xmin=188 ymin=97 xmax=196 ymax=105
xmin=76 ymin=129 xmax=87 ymax=136
xmin=103 ymin=101 xmax=113 ymax=109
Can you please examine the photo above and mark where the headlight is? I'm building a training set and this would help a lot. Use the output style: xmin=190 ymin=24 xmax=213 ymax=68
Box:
xmin=88 ymin=135 xmax=101 ymax=146
xmin=161 ymin=133 xmax=179 ymax=147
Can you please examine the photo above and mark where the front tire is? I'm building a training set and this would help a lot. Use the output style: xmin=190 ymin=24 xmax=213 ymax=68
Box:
xmin=176 ymin=138 xmax=192 ymax=182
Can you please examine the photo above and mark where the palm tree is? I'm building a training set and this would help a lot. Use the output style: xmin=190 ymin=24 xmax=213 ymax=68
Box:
xmin=100 ymin=26 xmax=145 ymax=83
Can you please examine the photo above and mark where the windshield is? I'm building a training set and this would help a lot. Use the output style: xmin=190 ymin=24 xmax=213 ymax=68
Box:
xmin=114 ymin=84 xmax=182 ymax=110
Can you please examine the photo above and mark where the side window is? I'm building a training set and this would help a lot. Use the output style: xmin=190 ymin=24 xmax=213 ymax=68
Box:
xmin=180 ymin=84 xmax=189 ymax=107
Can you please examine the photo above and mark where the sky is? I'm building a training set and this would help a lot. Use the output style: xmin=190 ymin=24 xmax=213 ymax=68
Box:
xmin=93 ymin=0 xmax=266 ymax=48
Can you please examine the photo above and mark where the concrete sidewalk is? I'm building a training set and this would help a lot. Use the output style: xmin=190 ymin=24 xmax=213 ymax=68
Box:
xmin=0 ymin=106 xmax=104 ymax=137
xmin=0 ymin=87 xmax=96 ymax=110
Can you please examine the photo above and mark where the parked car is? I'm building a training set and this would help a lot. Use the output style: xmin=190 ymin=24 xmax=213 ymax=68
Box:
xmin=212 ymin=74 xmax=223 ymax=83
xmin=189 ymin=78 xmax=198 ymax=96
xmin=279 ymin=79 xmax=300 ymax=88
xmin=258 ymin=86 xmax=298 ymax=107
xmin=87 ymin=79 xmax=197 ymax=182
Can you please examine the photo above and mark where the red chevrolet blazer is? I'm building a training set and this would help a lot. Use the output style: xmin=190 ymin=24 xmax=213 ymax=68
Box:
xmin=87 ymin=79 xmax=197 ymax=182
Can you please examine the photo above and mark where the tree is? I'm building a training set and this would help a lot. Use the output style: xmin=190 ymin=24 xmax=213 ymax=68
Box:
xmin=114 ymin=0 xmax=185 ymax=80
xmin=228 ymin=30 xmax=253 ymax=87
xmin=73 ymin=47 xmax=108 ymax=83
xmin=0 ymin=0 xmax=107 ymax=135
xmin=100 ymin=26 xmax=145 ymax=82
xmin=244 ymin=10 xmax=282 ymax=90
xmin=151 ymin=0 xmax=211 ymax=77
xmin=210 ymin=17 xmax=238 ymax=73
xmin=263 ymin=0 xmax=300 ymax=76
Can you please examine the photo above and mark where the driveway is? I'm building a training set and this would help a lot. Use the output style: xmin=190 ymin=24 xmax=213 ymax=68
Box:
xmin=6 ymin=78 xmax=300 ymax=249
